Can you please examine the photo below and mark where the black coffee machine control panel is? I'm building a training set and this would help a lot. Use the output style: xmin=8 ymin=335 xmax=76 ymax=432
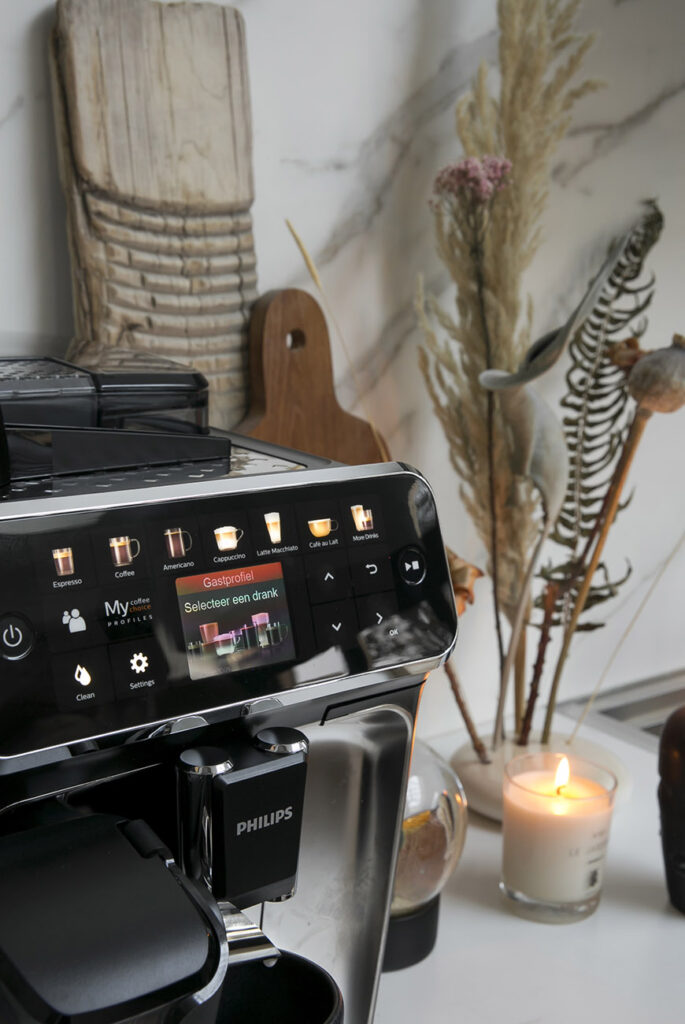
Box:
xmin=0 ymin=470 xmax=456 ymax=757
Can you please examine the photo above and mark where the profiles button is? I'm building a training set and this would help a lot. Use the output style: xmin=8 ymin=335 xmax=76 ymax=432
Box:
xmin=398 ymin=547 xmax=427 ymax=586
xmin=0 ymin=614 xmax=35 ymax=661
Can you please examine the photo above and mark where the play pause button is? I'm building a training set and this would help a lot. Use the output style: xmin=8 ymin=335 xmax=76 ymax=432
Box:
xmin=398 ymin=547 xmax=427 ymax=585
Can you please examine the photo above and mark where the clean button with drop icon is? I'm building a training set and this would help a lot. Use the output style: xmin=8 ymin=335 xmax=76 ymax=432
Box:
xmin=52 ymin=648 xmax=114 ymax=711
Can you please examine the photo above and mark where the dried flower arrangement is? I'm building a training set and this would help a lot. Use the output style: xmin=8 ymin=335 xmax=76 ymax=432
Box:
xmin=418 ymin=0 xmax=685 ymax=773
xmin=418 ymin=0 xmax=601 ymax=757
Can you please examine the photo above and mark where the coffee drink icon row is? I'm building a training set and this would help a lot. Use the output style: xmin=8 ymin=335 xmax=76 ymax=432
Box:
xmin=52 ymin=529 xmax=192 ymax=577
xmin=52 ymin=536 xmax=142 ymax=577
xmin=50 ymin=504 xmax=377 ymax=576
xmin=214 ymin=513 xmax=339 ymax=551
xmin=215 ymin=506 xmax=374 ymax=553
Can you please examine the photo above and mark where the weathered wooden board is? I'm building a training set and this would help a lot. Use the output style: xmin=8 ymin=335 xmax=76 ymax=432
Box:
xmin=50 ymin=0 xmax=256 ymax=429
xmin=238 ymin=290 xmax=389 ymax=465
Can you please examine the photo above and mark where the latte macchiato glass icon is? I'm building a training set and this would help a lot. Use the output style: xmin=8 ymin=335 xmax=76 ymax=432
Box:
xmin=350 ymin=505 xmax=374 ymax=532
xmin=264 ymin=512 xmax=282 ymax=545
xmin=109 ymin=536 xmax=141 ymax=567
xmin=52 ymin=547 xmax=75 ymax=577
xmin=308 ymin=518 xmax=338 ymax=539
xmin=164 ymin=528 xmax=193 ymax=559
xmin=214 ymin=525 xmax=243 ymax=551
xmin=252 ymin=611 xmax=270 ymax=647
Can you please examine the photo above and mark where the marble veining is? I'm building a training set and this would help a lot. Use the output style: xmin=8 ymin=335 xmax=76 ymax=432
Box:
xmin=312 ymin=30 xmax=498 ymax=270
xmin=555 ymin=76 xmax=685 ymax=185
xmin=0 ymin=95 xmax=24 ymax=130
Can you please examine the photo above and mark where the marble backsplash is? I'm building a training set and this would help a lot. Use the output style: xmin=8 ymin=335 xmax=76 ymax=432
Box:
xmin=0 ymin=0 xmax=683 ymax=741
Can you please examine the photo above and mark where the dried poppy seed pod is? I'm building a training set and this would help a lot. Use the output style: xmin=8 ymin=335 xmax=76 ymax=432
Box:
xmin=627 ymin=334 xmax=685 ymax=413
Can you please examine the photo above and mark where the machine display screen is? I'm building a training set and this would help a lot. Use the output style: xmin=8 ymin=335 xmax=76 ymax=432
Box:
xmin=176 ymin=563 xmax=295 ymax=679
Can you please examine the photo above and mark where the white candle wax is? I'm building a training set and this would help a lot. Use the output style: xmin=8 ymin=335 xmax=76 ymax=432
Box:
xmin=502 ymin=756 xmax=616 ymax=905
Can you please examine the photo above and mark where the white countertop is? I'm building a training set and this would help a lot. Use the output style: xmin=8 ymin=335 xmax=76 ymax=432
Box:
xmin=375 ymin=718 xmax=682 ymax=1024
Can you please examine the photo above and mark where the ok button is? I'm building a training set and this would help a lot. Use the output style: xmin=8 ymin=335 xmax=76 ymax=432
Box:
xmin=0 ymin=614 xmax=35 ymax=661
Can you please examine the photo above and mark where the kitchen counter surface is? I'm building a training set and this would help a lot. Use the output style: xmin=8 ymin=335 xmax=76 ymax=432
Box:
xmin=375 ymin=717 xmax=681 ymax=1024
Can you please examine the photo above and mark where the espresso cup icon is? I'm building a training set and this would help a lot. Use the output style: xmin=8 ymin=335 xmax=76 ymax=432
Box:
xmin=109 ymin=536 xmax=141 ymax=567
xmin=164 ymin=528 xmax=193 ymax=559
xmin=52 ymin=547 xmax=75 ymax=577
xmin=308 ymin=518 xmax=338 ymax=539
xmin=214 ymin=525 xmax=244 ymax=552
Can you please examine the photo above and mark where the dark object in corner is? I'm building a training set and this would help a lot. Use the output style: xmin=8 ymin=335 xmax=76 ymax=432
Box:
xmin=658 ymin=706 xmax=685 ymax=913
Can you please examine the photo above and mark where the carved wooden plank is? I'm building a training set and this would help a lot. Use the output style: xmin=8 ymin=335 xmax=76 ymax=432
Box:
xmin=51 ymin=0 xmax=256 ymax=429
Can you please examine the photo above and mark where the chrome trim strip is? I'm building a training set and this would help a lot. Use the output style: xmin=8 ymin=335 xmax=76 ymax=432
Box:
xmin=0 ymin=460 xmax=414 ymax=521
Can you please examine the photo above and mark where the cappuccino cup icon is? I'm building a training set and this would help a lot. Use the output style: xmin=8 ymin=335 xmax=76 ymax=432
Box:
xmin=308 ymin=518 xmax=338 ymax=539
xmin=52 ymin=547 xmax=75 ymax=577
xmin=164 ymin=528 xmax=193 ymax=559
xmin=109 ymin=536 xmax=141 ymax=567
xmin=214 ymin=525 xmax=244 ymax=551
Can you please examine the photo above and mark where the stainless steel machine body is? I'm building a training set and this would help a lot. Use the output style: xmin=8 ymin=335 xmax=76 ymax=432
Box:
xmin=0 ymin=436 xmax=457 ymax=1023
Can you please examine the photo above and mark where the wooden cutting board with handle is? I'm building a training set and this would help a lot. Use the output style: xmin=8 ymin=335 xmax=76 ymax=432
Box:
xmin=237 ymin=289 xmax=389 ymax=464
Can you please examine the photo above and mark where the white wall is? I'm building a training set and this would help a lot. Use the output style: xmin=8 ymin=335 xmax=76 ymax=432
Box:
xmin=0 ymin=0 xmax=683 ymax=740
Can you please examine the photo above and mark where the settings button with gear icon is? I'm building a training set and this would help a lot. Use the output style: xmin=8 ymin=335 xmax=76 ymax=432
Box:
xmin=109 ymin=639 xmax=169 ymax=700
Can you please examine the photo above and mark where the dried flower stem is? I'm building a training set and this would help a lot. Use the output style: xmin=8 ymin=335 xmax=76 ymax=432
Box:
xmin=445 ymin=658 xmax=491 ymax=764
xmin=542 ymin=406 xmax=652 ymax=742
xmin=519 ymin=582 xmax=558 ymax=745
xmin=473 ymin=241 xmax=506 ymax=674
xmin=514 ymin=605 xmax=529 ymax=732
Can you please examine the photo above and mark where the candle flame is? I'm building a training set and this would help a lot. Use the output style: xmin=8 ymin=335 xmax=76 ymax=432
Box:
xmin=555 ymin=756 xmax=570 ymax=792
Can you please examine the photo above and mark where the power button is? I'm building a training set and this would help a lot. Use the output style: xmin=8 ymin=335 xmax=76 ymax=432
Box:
xmin=0 ymin=614 xmax=35 ymax=661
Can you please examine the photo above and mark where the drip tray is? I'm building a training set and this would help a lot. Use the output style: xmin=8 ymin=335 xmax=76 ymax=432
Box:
xmin=558 ymin=669 xmax=685 ymax=752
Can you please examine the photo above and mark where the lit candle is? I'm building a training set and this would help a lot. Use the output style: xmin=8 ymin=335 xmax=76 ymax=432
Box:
xmin=501 ymin=753 xmax=617 ymax=919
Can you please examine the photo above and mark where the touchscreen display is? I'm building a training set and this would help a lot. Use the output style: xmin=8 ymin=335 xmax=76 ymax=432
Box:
xmin=175 ymin=562 xmax=295 ymax=680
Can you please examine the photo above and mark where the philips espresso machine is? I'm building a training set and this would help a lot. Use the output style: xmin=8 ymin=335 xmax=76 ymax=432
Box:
xmin=0 ymin=363 xmax=457 ymax=1023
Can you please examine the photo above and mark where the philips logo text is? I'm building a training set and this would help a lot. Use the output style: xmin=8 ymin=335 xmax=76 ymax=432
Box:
xmin=236 ymin=806 xmax=293 ymax=836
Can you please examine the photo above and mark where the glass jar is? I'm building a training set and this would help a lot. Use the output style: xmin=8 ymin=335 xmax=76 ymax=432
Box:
xmin=384 ymin=740 xmax=468 ymax=970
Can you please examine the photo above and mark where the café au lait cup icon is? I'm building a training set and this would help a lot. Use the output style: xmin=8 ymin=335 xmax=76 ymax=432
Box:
xmin=52 ymin=547 xmax=75 ymax=577
xmin=264 ymin=512 xmax=282 ymax=545
xmin=109 ymin=536 xmax=141 ymax=567
xmin=164 ymin=527 xmax=193 ymax=559
xmin=350 ymin=505 xmax=374 ymax=532
xmin=308 ymin=518 xmax=338 ymax=539
xmin=214 ymin=525 xmax=243 ymax=551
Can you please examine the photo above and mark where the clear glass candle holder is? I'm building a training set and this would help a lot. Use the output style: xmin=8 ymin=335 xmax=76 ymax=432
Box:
xmin=500 ymin=752 xmax=617 ymax=923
